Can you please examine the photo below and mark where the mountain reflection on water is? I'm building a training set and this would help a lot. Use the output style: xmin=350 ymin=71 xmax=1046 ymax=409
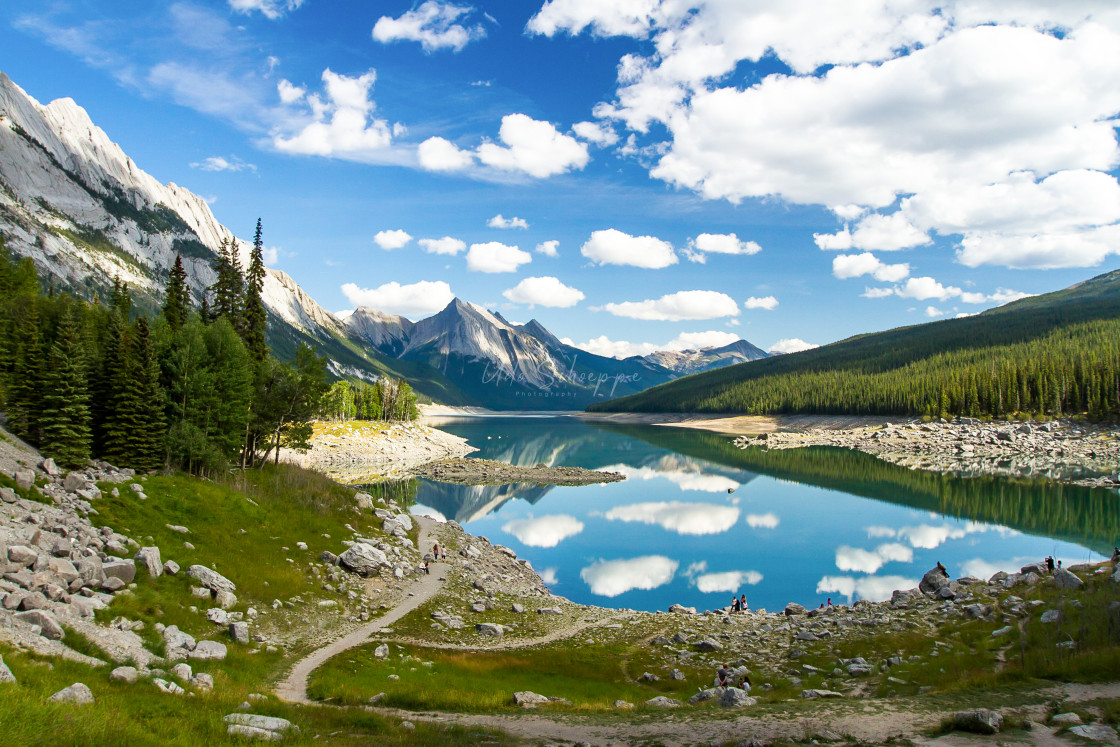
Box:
xmin=351 ymin=417 xmax=1118 ymax=613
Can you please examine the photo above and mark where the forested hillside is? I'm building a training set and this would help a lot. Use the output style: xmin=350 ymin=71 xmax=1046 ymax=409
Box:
xmin=0 ymin=229 xmax=417 ymax=474
xmin=589 ymin=268 xmax=1120 ymax=420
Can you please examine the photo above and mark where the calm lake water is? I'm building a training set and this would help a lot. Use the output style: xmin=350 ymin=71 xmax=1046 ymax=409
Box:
xmin=385 ymin=417 xmax=1119 ymax=613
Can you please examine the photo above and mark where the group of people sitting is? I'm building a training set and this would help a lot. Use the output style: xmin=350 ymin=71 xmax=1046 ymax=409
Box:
xmin=715 ymin=663 xmax=751 ymax=691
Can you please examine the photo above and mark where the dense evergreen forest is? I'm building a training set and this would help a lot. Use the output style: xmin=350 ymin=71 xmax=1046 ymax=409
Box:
xmin=590 ymin=269 xmax=1120 ymax=421
xmin=0 ymin=224 xmax=416 ymax=474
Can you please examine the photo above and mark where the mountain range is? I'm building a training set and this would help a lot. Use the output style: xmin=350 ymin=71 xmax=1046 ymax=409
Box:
xmin=0 ymin=71 xmax=768 ymax=410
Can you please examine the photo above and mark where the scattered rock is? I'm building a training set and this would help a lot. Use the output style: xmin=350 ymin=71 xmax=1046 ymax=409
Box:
xmin=1053 ymin=567 xmax=1084 ymax=590
xmin=475 ymin=622 xmax=503 ymax=637
xmin=951 ymin=709 xmax=1004 ymax=734
xmin=16 ymin=609 xmax=65 ymax=640
xmin=801 ymin=690 xmax=843 ymax=700
xmin=190 ymin=641 xmax=228 ymax=661
xmin=513 ymin=691 xmax=550 ymax=707
xmin=1051 ymin=713 xmax=1083 ymax=726
xmin=110 ymin=666 xmax=138 ymax=684
xmin=187 ymin=565 xmax=236 ymax=594
xmin=135 ymin=547 xmax=162 ymax=578
xmin=1041 ymin=609 xmax=1062 ymax=624
xmin=163 ymin=560 xmax=180 ymax=576
xmin=645 ymin=696 xmax=681 ymax=709
xmin=229 ymin=622 xmax=250 ymax=644
xmin=50 ymin=683 xmax=94 ymax=704
xmin=0 ymin=656 xmax=16 ymax=684
xmin=224 ymin=713 xmax=300 ymax=741
xmin=1068 ymin=725 xmax=1119 ymax=742
xmin=694 ymin=638 xmax=723 ymax=652
xmin=784 ymin=603 xmax=806 ymax=616
xmin=374 ymin=644 xmax=389 ymax=659
xmin=719 ymin=688 xmax=757 ymax=708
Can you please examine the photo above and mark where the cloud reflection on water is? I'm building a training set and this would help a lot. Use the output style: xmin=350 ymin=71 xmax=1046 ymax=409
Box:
xmin=501 ymin=514 xmax=585 ymax=548
xmin=580 ymin=555 xmax=679 ymax=597
xmin=602 ymin=501 xmax=740 ymax=535
xmin=816 ymin=574 xmax=919 ymax=603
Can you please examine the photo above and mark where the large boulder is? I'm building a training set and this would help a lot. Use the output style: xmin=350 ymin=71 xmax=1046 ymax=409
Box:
xmin=338 ymin=544 xmax=389 ymax=577
xmin=645 ymin=696 xmax=681 ymax=709
xmin=919 ymin=566 xmax=951 ymax=596
xmin=1068 ymin=725 xmax=1120 ymax=742
xmin=694 ymin=638 xmax=723 ymax=652
xmin=784 ymin=602 xmax=806 ymax=616
xmin=135 ymin=547 xmax=163 ymax=578
xmin=187 ymin=565 xmax=236 ymax=593
xmin=50 ymin=683 xmax=94 ymax=704
xmin=224 ymin=714 xmax=300 ymax=741
xmin=476 ymin=623 xmax=504 ymax=637
xmin=47 ymin=557 xmax=80 ymax=584
xmin=189 ymin=641 xmax=228 ymax=661
xmin=75 ymin=556 xmax=105 ymax=588
xmin=1053 ymin=567 xmax=1083 ymax=590
xmin=719 ymin=688 xmax=757 ymax=708
xmin=513 ymin=691 xmax=550 ymax=707
xmin=0 ymin=655 xmax=16 ymax=684
xmin=16 ymin=610 xmax=65 ymax=640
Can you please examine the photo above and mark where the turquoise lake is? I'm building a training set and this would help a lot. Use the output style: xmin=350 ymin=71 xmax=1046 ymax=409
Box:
xmin=397 ymin=417 xmax=1119 ymax=613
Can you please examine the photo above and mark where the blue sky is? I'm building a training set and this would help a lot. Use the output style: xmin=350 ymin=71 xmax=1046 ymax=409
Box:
xmin=3 ymin=1 xmax=1120 ymax=356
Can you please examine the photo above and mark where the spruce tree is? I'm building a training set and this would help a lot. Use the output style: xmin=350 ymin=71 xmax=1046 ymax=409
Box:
xmin=99 ymin=319 xmax=137 ymax=467
xmin=131 ymin=317 xmax=166 ymax=471
xmin=242 ymin=219 xmax=269 ymax=361
xmin=7 ymin=300 xmax=45 ymax=443
xmin=163 ymin=253 xmax=190 ymax=331
xmin=40 ymin=307 xmax=91 ymax=467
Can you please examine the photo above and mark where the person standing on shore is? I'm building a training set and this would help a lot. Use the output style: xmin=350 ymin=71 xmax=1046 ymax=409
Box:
xmin=1111 ymin=547 xmax=1119 ymax=567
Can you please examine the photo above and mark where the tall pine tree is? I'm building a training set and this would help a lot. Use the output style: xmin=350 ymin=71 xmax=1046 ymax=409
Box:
xmin=242 ymin=219 xmax=268 ymax=361
xmin=163 ymin=253 xmax=190 ymax=332
xmin=40 ymin=307 xmax=91 ymax=467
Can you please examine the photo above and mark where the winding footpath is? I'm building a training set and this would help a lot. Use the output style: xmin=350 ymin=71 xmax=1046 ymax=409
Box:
xmin=275 ymin=515 xmax=447 ymax=704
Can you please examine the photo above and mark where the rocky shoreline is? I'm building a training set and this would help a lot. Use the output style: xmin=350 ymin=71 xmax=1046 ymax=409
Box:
xmin=735 ymin=417 xmax=1120 ymax=488
xmin=412 ymin=457 xmax=625 ymax=486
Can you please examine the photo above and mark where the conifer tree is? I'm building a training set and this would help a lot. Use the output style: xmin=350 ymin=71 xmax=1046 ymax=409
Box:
xmin=163 ymin=253 xmax=190 ymax=332
xmin=242 ymin=218 xmax=268 ymax=361
xmin=40 ymin=307 xmax=91 ymax=467
xmin=131 ymin=317 xmax=166 ymax=471
xmin=7 ymin=300 xmax=45 ymax=442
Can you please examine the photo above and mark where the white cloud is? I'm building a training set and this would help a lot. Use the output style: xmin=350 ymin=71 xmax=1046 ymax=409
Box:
xmin=476 ymin=113 xmax=590 ymax=178
xmin=563 ymin=2 xmax=1120 ymax=270
xmin=865 ymin=526 xmax=897 ymax=539
xmin=816 ymin=574 xmax=919 ymax=603
xmin=262 ymin=245 xmax=281 ymax=265
xmin=272 ymin=69 xmax=394 ymax=161
xmin=862 ymin=287 xmax=896 ymax=299
xmin=419 ymin=236 xmax=467 ymax=255
xmin=960 ymin=557 xmax=1036 ymax=581
xmin=768 ymin=338 xmax=818 ymax=355
xmin=690 ymin=232 xmax=762 ymax=261
xmin=229 ymin=0 xmax=303 ymax=20
xmin=896 ymin=523 xmax=967 ymax=550
xmin=527 ymin=0 xmax=658 ymax=38
xmin=417 ymin=137 xmax=475 ymax=171
xmin=466 ymin=242 xmax=532 ymax=273
xmin=745 ymin=512 xmax=779 ymax=529
xmin=601 ymin=290 xmax=739 ymax=321
xmin=925 ymin=306 xmax=944 ymax=318
xmin=603 ymin=501 xmax=740 ymax=535
xmin=502 ymin=276 xmax=585 ymax=308
xmin=341 ymin=279 xmax=454 ymax=318
xmin=488 ymin=214 xmax=530 ymax=229
xmin=190 ymin=155 xmax=256 ymax=173
xmin=691 ymin=570 xmax=763 ymax=593
xmin=373 ymin=229 xmax=412 ymax=250
xmin=372 ymin=1 xmax=486 ymax=53
xmin=832 ymin=252 xmax=910 ymax=282
xmin=580 ymin=555 xmax=678 ymax=598
xmin=835 ymin=543 xmax=913 ymax=574
xmin=897 ymin=276 xmax=962 ymax=302
xmin=540 ymin=567 xmax=559 ymax=585
xmin=580 ymin=229 xmax=677 ymax=268
xmin=565 ymin=330 xmax=741 ymax=359
xmin=501 ymin=514 xmax=584 ymax=548
xmin=535 ymin=240 xmax=560 ymax=257
xmin=744 ymin=296 xmax=778 ymax=311
xmin=573 ymin=120 xmax=619 ymax=146
xmin=277 ymin=79 xmax=305 ymax=104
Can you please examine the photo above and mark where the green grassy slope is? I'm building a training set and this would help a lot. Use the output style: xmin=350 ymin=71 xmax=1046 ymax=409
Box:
xmin=589 ymin=267 xmax=1120 ymax=418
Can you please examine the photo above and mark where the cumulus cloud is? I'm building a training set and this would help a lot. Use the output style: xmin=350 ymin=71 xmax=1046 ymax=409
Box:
xmin=548 ymin=1 xmax=1120 ymax=269
xmin=564 ymin=330 xmax=741 ymax=359
xmin=272 ymin=69 xmax=395 ymax=161
xmin=817 ymin=574 xmax=919 ymax=603
xmin=580 ymin=555 xmax=678 ymax=597
xmin=832 ymin=252 xmax=910 ymax=282
xmin=834 ymin=543 xmax=914 ymax=574
xmin=897 ymin=276 xmax=962 ymax=302
xmin=501 ymin=514 xmax=584 ymax=548
xmin=573 ymin=120 xmax=619 ymax=146
xmin=602 ymin=501 xmax=740 ymax=535
xmin=745 ymin=513 xmax=780 ymax=529
xmin=535 ymin=240 xmax=560 ymax=257
xmin=341 ymin=279 xmax=454 ymax=318
xmin=418 ymin=236 xmax=466 ymax=255
xmin=925 ymin=306 xmax=945 ymax=318
xmin=229 ymin=0 xmax=303 ymax=20
xmin=600 ymin=290 xmax=739 ymax=321
xmin=466 ymin=242 xmax=532 ymax=273
xmin=540 ymin=567 xmax=559 ymax=585
xmin=476 ymin=113 xmax=590 ymax=178
xmin=190 ymin=155 xmax=256 ymax=173
xmin=768 ymin=338 xmax=818 ymax=355
xmin=684 ymin=232 xmax=762 ymax=263
xmin=488 ymin=214 xmax=529 ymax=229
xmin=417 ymin=136 xmax=474 ymax=171
xmin=373 ymin=229 xmax=412 ymax=250
xmin=743 ymin=296 xmax=778 ymax=311
xmin=277 ymin=79 xmax=305 ymax=104
xmin=372 ymin=1 xmax=486 ymax=53
xmin=580 ymin=228 xmax=678 ymax=268
xmin=502 ymin=276 xmax=585 ymax=308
